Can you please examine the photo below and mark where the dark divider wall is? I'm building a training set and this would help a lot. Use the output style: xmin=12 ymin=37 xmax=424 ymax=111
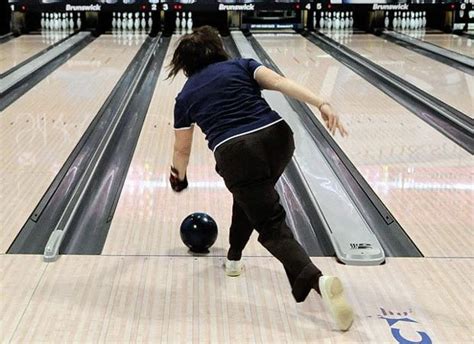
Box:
xmin=0 ymin=1 xmax=12 ymax=35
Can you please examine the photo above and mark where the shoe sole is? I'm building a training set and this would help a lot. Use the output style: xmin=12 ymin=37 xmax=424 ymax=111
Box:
xmin=225 ymin=270 xmax=241 ymax=277
xmin=319 ymin=276 xmax=354 ymax=331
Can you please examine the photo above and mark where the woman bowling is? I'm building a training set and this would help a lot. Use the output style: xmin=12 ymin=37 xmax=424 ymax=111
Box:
xmin=168 ymin=26 xmax=353 ymax=331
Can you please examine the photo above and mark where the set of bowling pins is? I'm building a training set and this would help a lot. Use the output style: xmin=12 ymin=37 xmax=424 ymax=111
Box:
xmin=315 ymin=11 xmax=354 ymax=30
xmin=111 ymin=12 xmax=153 ymax=31
xmin=175 ymin=12 xmax=193 ymax=33
xmin=40 ymin=12 xmax=80 ymax=31
xmin=389 ymin=11 xmax=427 ymax=30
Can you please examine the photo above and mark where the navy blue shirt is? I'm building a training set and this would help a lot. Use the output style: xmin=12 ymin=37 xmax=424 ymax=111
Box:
xmin=174 ymin=58 xmax=282 ymax=151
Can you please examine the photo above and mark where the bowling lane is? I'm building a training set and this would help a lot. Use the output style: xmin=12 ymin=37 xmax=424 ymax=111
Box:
xmin=256 ymin=34 xmax=473 ymax=258
xmin=408 ymin=33 xmax=474 ymax=58
xmin=0 ymin=32 xmax=69 ymax=74
xmin=328 ymin=33 xmax=474 ymax=117
xmin=103 ymin=35 xmax=266 ymax=257
xmin=0 ymin=33 xmax=147 ymax=253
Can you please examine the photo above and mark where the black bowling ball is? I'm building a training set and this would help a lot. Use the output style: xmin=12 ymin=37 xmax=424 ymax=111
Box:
xmin=180 ymin=212 xmax=218 ymax=253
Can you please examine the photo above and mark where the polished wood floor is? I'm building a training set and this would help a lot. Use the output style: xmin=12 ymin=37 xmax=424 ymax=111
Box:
xmin=2 ymin=255 xmax=472 ymax=343
xmin=1 ymin=33 xmax=473 ymax=344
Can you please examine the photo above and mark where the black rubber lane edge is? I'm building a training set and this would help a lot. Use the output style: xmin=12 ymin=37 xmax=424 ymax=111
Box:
xmin=8 ymin=35 xmax=167 ymax=254
xmin=457 ymin=31 xmax=474 ymax=40
xmin=223 ymin=34 xmax=333 ymax=257
xmin=306 ymin=31 xmax=474 ymax=154
xmin=379 ymin=30 xmax=474 ymax=75
xmin=0 ymin=33 xmax=93 ymax=112
xmin=248 ymin=33 xmax=422 ymax=257
xmin=0 ymin=32 xmax=79 ymax=79
xmin=0 ymin=32 xmax=14 ymax=44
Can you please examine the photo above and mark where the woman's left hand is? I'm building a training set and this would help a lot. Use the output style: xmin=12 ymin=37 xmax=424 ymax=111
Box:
xmin=170 ymin=166 xmax=188 ymax=192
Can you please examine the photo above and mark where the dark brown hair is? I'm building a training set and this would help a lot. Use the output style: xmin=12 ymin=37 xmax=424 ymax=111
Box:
xmin=167 ymin=26 xmax=229 ymax=79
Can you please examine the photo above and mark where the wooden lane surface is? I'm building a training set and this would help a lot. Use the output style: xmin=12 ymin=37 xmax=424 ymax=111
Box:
xmin=103 ymin=35 xmax=266 ymax=257
xmin=2 ymin=255 xmax=472 ymax=343
xmin=0 ymin=33 xmax=70 ymax=74
xmin=412 ymin=33 xmax=474 ymax=59
xmin=256 ymin=34 xmax=473 ymax=258
xmin=0 ymin=34 xmax=147 ymax=253
xmin=328 ymin=33 xmax=474 ymax=117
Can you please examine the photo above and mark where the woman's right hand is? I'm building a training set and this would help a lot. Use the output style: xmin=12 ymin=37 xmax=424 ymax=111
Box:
xmin=319 ymin=103 xmax=348 ymax=137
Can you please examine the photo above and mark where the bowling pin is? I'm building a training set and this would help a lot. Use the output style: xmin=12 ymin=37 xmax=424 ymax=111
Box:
xmin=128 ymin=13 xmax=133 ymax=30
xmin=349 ymin=12 xmax=354 ymax=29
xmin=122 ymin=13 xmax=127 ymax=30
xmin=384 ymin=11 xmax=389 ymax=28
xmin=187 ymin=12 xmax=193 ymax=32
xmin=148 ymin=12 xmax=153 ymax=29
xmin=175 ymin=12 xmax=181 ymax=30
xmin=181 ymin=12 xmax=187 ymax=30
xmin=141 ymin=12 xmax=146 ymax=29
xmin=312 ymin=12 xmax=316 ymax=30
xmin=62 ymin=13 xmax=67 ymax=30
xmin=341 ymin=12 xmax=346 ymax=29
xmin=134 ymin=12 xmax=140 ymax=30
xmin=112 ymin=12 xmax=116 ymax=29
xmin=334 ymin=12 xmax=340 ymax=30
xmin=69 ymin=13 xmax=74 ymax=30
xmin=41 ymin=13 xmax=45 ymax=29
xmin=77 ymin=14 xmax=82 ymax=30
xmin=422 ymin=11 xmax=426 ymax=28
xmin=117 ymin=13 xmax=122 ymax=30
xmin=327 ymin=12 xmax=332 ymax=30
xmin=319 ymin=12 xmax=325 ymax=29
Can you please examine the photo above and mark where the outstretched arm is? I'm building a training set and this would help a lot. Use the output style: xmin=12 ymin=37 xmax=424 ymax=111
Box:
xmin=254 ymin=66 xmax=348 ymax=137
